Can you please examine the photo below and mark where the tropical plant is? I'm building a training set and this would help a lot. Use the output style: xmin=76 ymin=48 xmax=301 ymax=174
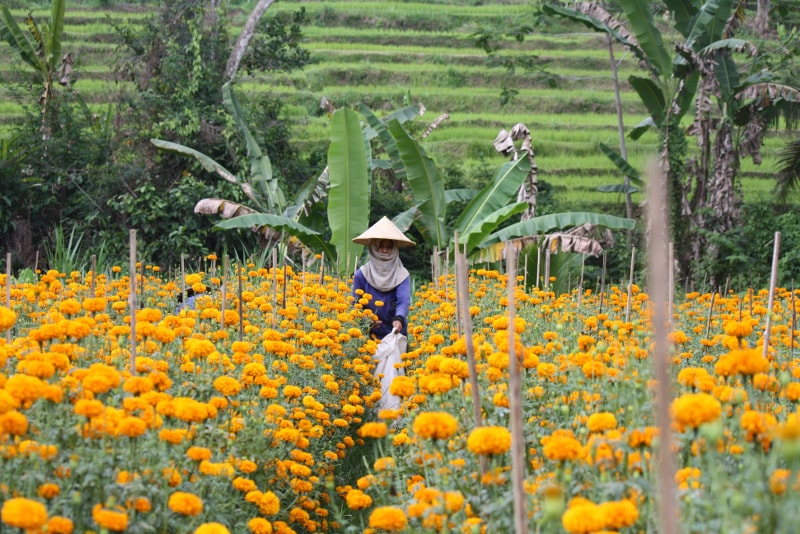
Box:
xmin=544 ymin=0 xmax=800 ymax=286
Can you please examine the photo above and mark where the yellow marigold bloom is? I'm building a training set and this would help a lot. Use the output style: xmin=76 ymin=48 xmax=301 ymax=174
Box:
xmin=561 ymin=499 xmax=603 ymax=534
xmin=770 ymin=469 xmax=790 ymax=495
xmin=598 ymin=499 xmax=638 ymax=529
xmin=374 ymin=457 xmax=395 ymax=471
xmin=213 ymin=376 xmax=243 ymax=396
xmin=368 ymin=506 xmax=407 ymax=532
xmin=358 ymin=422 xmax=388 ymax=439
xmin=0 ymin=410 xmax=28 ymax=435
xmin=59 ymin=298 xmax=82 ymax=316
xmin=741 ymin=410 xmax=777 ymax=442
xmin=0 ymin=306 xmax=17 ymax=331
xmin=245 ymin=490 xmax=280 ymax=516
xmin=675 ymin=467 xmax=702 ymax=490
xmin=38 ymin=483 xmax=60 ymax=499
xmin=92 ymin=504 xmax=129 ymax=531
xmin=541 ymin=430 xmax=585 ymax=462
xmin=671 ymin=393 xmax=722 ymax=431
xmin=444 ymin=491 xmax=465 ymax=512
xmin=168 ymin=491 xmax=204 ymax=516
xmin=668 ymin=330 xmax=689 ymax=344
xmin=714 ymin=348 xmax=770 ymax=377
xmin=389 ymin=375 xmax=415 ymax=397
xmin=158 ymin=428 xmax=188 ymax=444
xmin=248 ymin=517 xmax=274 ymax=534
xmin=467 ymin=426 xmax=511 ymax=455
xmin=45 ymin=516 xmax=74 ymax=534
xmin=413 ymin=412 xmax=458 ymax=440
xmin=233 ymin=477 xmax=258 ymax=493
xmin=117 ymin=416 xmax=147 ymax=438
xmin=283 ymin=385 xmax=302 ymax=399
xmin=187 ymin=446 xmax=213 ymax=461
xmin=133 ymin=497 xmax=151 ymax=513
xmin=586 ymin=412 xmax=617 ymax=433
xmin=724 ymin=320 xmax=753 ymax=338
xmin=194 ymin=522 xmax=230 ymax=534
xmin=345 ymin=489 xmax=373 ymax=510
xmin=1 ymin=497 xmax=48 ymax=529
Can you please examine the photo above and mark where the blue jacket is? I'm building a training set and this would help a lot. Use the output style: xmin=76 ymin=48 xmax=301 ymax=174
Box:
xmin=352 ymin=270 xmax=410 ymax=339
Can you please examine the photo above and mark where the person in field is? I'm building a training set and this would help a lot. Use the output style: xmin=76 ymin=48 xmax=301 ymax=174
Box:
xmin=351 ymin=216 xmax=414 ymax=340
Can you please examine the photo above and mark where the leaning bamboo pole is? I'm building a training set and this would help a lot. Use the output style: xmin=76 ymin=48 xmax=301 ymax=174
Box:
xmin=128 ymin=230 xmax=138 ymax=375
xmin=763 ymin=232 xmax=781 ymax=359
xmin=505 ymin=242 xmax=527 ymax=533
xmin=646 ymin=161 xmax=678 ymax=534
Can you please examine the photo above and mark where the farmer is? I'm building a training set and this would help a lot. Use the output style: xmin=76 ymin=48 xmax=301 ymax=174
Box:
xmin=352 ymin=216 xmax=415 ymax=340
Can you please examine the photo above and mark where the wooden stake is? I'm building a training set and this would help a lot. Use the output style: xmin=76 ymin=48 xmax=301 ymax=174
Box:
xmin=624 ymin=246 xmax=636 ymax=323
xmin=763 ymin=231 xmax=781 ymax=359
xmin=454 ymin=235 xmax=486 ymax=475
xmin=238 ymin=262 xmax=244 ymax=342
xmin=791 ymin=281 xmax=796 ymax=360
xmin=90 ymin=254 xmax=97 ymax=297
xmin=180 ymin=254 xmax=186 ymax=308
xmin=544 ymin=247 xmax=551 ymax=289
xmin=704 ymin=292 xmax=717 ymax=348
xmin=319 ymin=252 xmax=325 ymax=286
xmin=645 ymin=160 xmax=677 ymax=534
xmin=599 ymin=250 xmax=607 ymax=314
xmin=505 ymin=242 xmax=527 ymax=533
xmin=578 ymin=254 xmax=585 ymax=308
xmin=668 ymin=242 xmax=674 ymax=327
xmin=5 ymin=253 xmax=10 ymax=343
xmin=220 ymin=256 xmax=228 ymax=329
xmin=535 ymin=246 xmax=541 ymax=289
xmin=523 ymin=250 xmax=528 ymax=289
xmin=272 ymin=248 xmax=278 ymax=328
xmin=128 ymin=230 xmax=138 ymax=375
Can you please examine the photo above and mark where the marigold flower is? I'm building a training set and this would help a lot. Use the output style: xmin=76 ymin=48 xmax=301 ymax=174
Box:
xmin=368 ymin=506 xmax=407 ymax=531
xmin=194 ymin=522 xmax=230 ymax=534
xmin=413 ymin=412 xmax=458 ymax=440
xmin=542 ymin=430 xmax=584 ymax=462
xmin=168 ymin=491 xmax=204 ymax=516
xmin=37 ymin=483 xmax=60 ymax=499
xmin=213 ymin=376 xmax=243 ymax=396
xmin=389 ymin=375 xmax=415 ymax=397
xmin=117 ymin=416 xmax=147 ymax=438
xmin=586 ymin=412 xmax=617 ymax=433
xmin=598 ymin=499 xmax=638 ymax=529
xmin=92 ymin=504 xmax=129 ymax=531
xmin=467 ymin=426 xmax=511 ymax=455
xmin=671 ymin=393 xmax=722 ymax=431
xmin=248 ymin=517 xmax=274 ymax=534
xmin=345 ymin=489 xmax=373 ymax=510
xmin=358 ymin=422 xmax=388 ymax=439
xmin=45 ymin=516 xmax=74 ymax=533
xmin=0 ymin=306 xmax=17 ymax=331
xmin=1 ymin=497 xmax=48 ymax=529
xmin=714 ymin=348 xmax=770 ymax=377
xmin=561 ymin=499 xmax=603 ymax=534
xmin=245 ymin=490 xmax=280 ymax=516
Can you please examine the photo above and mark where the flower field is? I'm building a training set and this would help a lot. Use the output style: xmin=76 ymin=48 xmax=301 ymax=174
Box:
xmin=1 ymin=261 xmax=800 ymax=533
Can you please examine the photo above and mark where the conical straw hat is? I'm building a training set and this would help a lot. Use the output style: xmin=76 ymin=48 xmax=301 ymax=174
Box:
xmin=352 ymin=216 xmax=415 ymax=247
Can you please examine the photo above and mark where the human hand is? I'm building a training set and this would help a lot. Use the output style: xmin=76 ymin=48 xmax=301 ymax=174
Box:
xmin=392 ymin=319 xmax=403 ymax=332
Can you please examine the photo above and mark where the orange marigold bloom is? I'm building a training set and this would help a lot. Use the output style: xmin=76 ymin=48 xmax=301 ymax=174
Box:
xmin=194 ymin=522 xmax=230 ymax=534
xmin=248 ymin=517 xmax=273 ymax=534
xmin=598 ymin=499 xmax=638 ymax=529
xmin=413 ymin=412 xmax=458 ymax=440
xmin=561 ymin=499 xmax=604 ymax=534
xmin=542 ymin=430 xmax=585 ymax=462
xmin=724 ymin=320 xmax=753 ymax=338
xmin=92 ymin=504 xmax=129 ymax=531
xmin=467 ymin=426 xmax=511 ymax=455
xmin=345 ymin=489 xmax=373 ymax=510
xmin=37 ymin=483 xmax=60 ymax=499
xmin=368 ymin=506 xmax=407 ymax=531
xmin=213 ymin=376 xmax=243 ymax=396
xmin=671 ymin=393 xmax=721 ymax=431
xmin=586 ymin=412 xmax=617 ymax=433
xmin=245 ymin=490 xmax=280 ymax=516
xmin=187 ymin=446 xmax=213 ymax=461
xmin=1 ymin=497 xmax=48 ymax=529
xmin=117 ymin=416 xmax=147 ymax=438
xmin=358 ymin=422 xmax=388 ymax=439
xmin=714 ymin=348 xmax=770 ymax=377
xmin=0 ymin=306 xmax=17 ymax=331
xmin=168 ymin=491 xmax=204 ymax=516
xmin=45 ymin=516 xmax=74 ymax=534
xmin=389 ymin=375 xmax=415 ymax=397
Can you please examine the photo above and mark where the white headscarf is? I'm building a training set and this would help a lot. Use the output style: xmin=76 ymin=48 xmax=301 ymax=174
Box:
xmin=361 ymin=241 xmax=409 ymax=292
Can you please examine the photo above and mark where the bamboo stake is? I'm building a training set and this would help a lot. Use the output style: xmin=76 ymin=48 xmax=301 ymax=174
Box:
xmin=282 ymin=261 xmax=288 ymax=310
xmin=544 ymin=247 xmax=551 ymax=288
xmin=704 ymin=292 xmax=717 ymax=350
xmin=90 ymin=254 xmax=96 ymax=297
xmin=763 ymin=231 xmax=781 ymax=359
xmin=624 ymin=246 xmax=636 ymax=323
xmin=454 ymin=235 xmax=486 ymax=475
xmin=505 ymin=241 xmax=527 ymax=533
xmin=523 ymin=250 xmax=528 ymax=289
xmin=444 ymin=247 xmax=450 ymax=300
xmin=238 ymin=262 xmax=244 ymax=342
xmin=5 ymin=253 xmax=10 ymax=343
xmin=790 ymin=281 xmax=795 ymax=360
xmin=578 ymin=254 xmax=585 ymax=308
xmin=599 ymin=250 xmax=607 ymax=314
xmin=220 ymin=256 xmax=228 ymax=329
xmin=749 ymin=287 xmax=753 ymax=318
xmin=319 ymin=252 xmax=325 ymax=286
xmin=668 ymin=242 xmax=674 ymax=327
xmin=128 ymin=230 xmax=138 ymax=375
xmin=646 ymin=160 xmax=678 ymax=534
xmin=536 ymin=246 xmax=541 ymax=288
xmin=272 ymin=248 xmax=278 ymax=328
xmin=34 ymin=250 xmax=39 ymax=273
xmin=180 ymin=254 xmax=186 ymax=309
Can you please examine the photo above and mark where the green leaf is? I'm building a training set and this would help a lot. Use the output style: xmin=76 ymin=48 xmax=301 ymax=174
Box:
xmin=685 ymin=0 xmax=732 ymax=49
xmin=48 ymin=0 xmax=65 ymax=68
xmin=598 ymin=143 xmax=643 ymax=185
xmin=597 ymin=184 xmax=641 ymax=194
xmin=454 ymin=157 xmax=530 ymax=237
xmin=215 ymin=213 xmax=335 ymax=259
xmin=714 ymin=52 xmax=740 ymax=101
xmin=359 ymin=103 xmax=406 ymax=182
xmin=392 ymin=206 xmax=419 ymax=233
xmin=150 ymin=139 xmax=239 ymax=185
xmin=675 ymin=70 xmax=701 ymax=121
xmin=629 ymin=117 xmax=655 ymax=140
xmin=618 ymin=0 xmax=672 ymax=76
xmin=445 ymin=189 xmax=477 ymax=204
xmin=541 ymin=3 xmax=648 ymax=66
xmin=628 ymin=75 xmax=666 ymax=125
xmin=464 ymin=202 xmax=528 ymax=254
xmin=387 ymin=119 xmax=449 ymax=249
xmin=363 ymin=104 xmax=422 ymax=141
xmin=223 ymin=82 xmax=284 ymax=213
xmin=0 ymin=6 xmax=41 ymax=70
xmin=327 ymin=108 xmax=370 ymax=270
xmin=663 ymin=0 xmax=698 ymax=36
xmin=482 ymin=212 xmax=637 ymax=245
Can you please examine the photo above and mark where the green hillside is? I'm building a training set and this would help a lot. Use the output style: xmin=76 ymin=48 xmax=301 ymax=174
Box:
xmin=0 ymin=0 xmax=794 ymax=213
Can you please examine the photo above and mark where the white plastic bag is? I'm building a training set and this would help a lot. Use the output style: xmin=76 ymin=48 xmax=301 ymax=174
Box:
xmin=372 ymin=330 xmax=407 ymax=411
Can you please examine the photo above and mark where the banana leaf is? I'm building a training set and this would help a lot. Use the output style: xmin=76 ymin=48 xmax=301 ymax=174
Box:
xmin=0 ymin=6 xmax=42 ymax=70
xmin=482 ymin=212 xmax=636 ymax=246
xmin=598 ymin=143 xmax=643 ymax=185
xmin=215 ymin=213 xmax=335 ymax=259
xmin=387 ymin=119 xmax=449 ymax=249
xmin=618 ymin=0 xmax=672 ymax=77
xmin=327 ymin=108 xmax=369 ymax=271
xmin=462 ymin=202 xmax=528 ymax=254
xmin=453 ymin=156 xmax=530 ymax=238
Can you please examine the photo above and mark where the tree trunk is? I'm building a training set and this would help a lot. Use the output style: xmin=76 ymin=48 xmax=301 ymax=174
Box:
xmin=755 ymin=0 xmax=770 ymax=37
xmin=224 ymin=0 xmax=277 ymax=82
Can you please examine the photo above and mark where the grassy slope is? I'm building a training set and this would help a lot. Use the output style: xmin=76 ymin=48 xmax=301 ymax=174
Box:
xmin=0 ymin=0 xmax=793 ymax=210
